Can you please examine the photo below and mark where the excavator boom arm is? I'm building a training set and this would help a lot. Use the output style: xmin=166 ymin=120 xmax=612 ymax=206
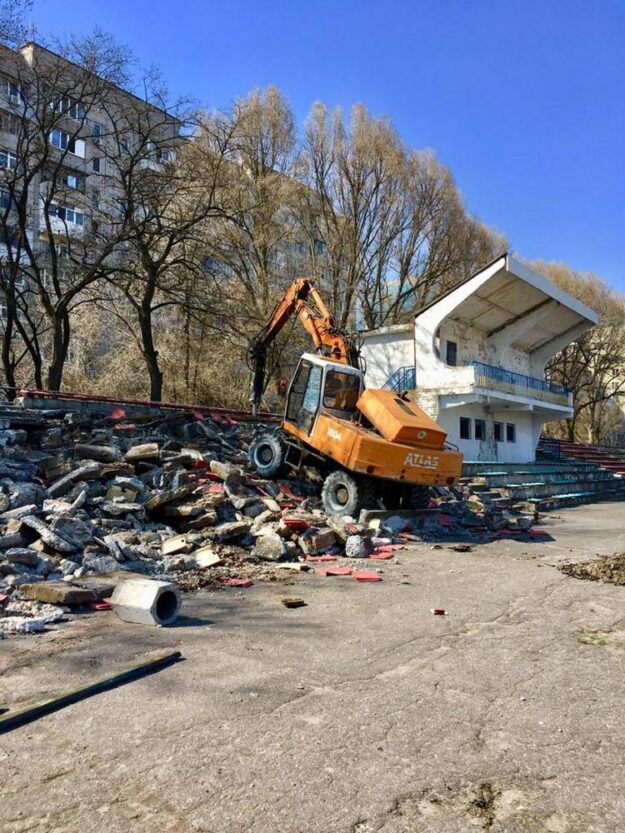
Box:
xmin=249 ymin=278 xmax=357 ymax=413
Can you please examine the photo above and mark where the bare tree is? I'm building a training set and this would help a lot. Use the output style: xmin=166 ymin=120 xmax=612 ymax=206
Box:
xmin=297 ymin=102 xmax=505 ymax=330
xmin=0 ymin=34 xmax=135 ymax=391
xmin=0 ymin=0 xmax=31 ymax=45
xmin=190 ymin=87 xmax=312 ymax=395
xmin=533 ymin=261 xmax=625 ymax=444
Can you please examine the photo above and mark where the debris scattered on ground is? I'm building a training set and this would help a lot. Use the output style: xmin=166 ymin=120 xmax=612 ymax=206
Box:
xmin=559 ymin=553 xmax=625 ymax=586
xmin=281 ymin=597 xmax=307 ymax=608
xmin=0 ymin=399 xmax=548 ymax=639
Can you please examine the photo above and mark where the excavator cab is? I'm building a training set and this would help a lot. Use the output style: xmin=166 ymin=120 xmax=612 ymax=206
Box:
xmin=285 ymin=354 xmax=363 ymax=436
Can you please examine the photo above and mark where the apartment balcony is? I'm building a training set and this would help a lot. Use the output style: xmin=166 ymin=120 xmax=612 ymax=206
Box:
xmin=137 ymin=157 xmax=163 ymax=172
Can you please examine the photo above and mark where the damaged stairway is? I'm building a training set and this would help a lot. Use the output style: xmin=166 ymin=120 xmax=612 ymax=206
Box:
xmin=461 ymin=459 xmax=625 ymax=512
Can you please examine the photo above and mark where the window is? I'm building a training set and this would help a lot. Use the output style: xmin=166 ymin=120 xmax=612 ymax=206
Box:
xmin=286 ymin=360 xmax=318 ymax=433
xmin=50 ymin=128 xmax=69 ymax=150
xmin=49 ymin=129 xmax=85 ymax=158
xmin=51 ymin=96 xmax=85 ymax=120
xmin=2 ymin=78 xmax=24 ymax=104
xmin=120 ymin=137 xmax=130 ymax=154
xmin=459 ymin=417 xmax=471 ymax=440
xmin=1 ymin=225 xmax=20 ymax=247
xmin=91 ymin=157 xmax=101 ymax=173
xmin=55 ymin=244 xmax=69 ymax=259
xmin=160 ymin=149 xmax=175 ymax=163
xmin=117 ymin=200 xmax=127 ymax=218
xmin=474 ymin=419 xmax=486 ymax=441
xmin=494 ymin=421 xmax=503 ymax=442
xmin=302 ymin=365 xmax=323 ymax=413
xmin=92 ymin=121 xmax=102 ymax=138
xmin=0 ymin=188 xmax=17 ymax=210
xmin=49 ymin=204 xmax=84 ymax=227
xmin=63 ymin=172 xmax=85 ymax=190
xmin=0 ymin=112 xmax=20 ymax=136
xmin=446 ymin=340 xmax=457 ymax=366
xmin=506 ymin=423 xmax=516 ymax=443
xmin=323 ymin=370 xmax=361 ymax=412
xmin=0 ymin=148 xmax=17 ymax=170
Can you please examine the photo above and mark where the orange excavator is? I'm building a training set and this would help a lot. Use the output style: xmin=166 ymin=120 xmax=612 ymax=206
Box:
xmin=248 ymin=278 xmax=463 ymax=516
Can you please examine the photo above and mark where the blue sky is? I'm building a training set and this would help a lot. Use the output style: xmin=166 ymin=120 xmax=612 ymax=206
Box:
xmin=30 ymin=0 xmax=625 ymax=290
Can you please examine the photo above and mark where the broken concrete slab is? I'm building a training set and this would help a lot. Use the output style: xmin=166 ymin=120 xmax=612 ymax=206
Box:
xmin=345 ymin=535 xmax=373 ymax=559
xmin=211 ymin=520 xmax=252 ymax=540
xmin=48 ymin=461 xmax=106 ymax=497
xmin=144 ymin=484 xmax=197 ymax=513
xmin=161 ymin=535 xmax=190 ymax=556
xmin=20 ymin=516 xmax=79 ymax=554
xmin=253 ymin=532 xmax=287 ymax=562
xmin=192 ymin=548 xmax=223 ymax=569
xmin=20 ymin=582 xmax=96 ymax=606
xmin=74 ymin=444 xmax=122 ymax=463
xmin=5 ymin=548 xmax=42 ymax=568
xmin=124 ymin=443 xmax=160 ymax=462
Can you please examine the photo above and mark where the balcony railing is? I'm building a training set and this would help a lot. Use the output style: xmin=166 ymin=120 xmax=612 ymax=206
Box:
xmin=470 ymin=360 xmax=571 ymax=407
xmin=383 ymin=366 xmax=416 ymax=393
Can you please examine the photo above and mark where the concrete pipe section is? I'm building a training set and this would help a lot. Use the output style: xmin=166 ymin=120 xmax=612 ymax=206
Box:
xmin=111 ymin=579 xmax=182 ymax=626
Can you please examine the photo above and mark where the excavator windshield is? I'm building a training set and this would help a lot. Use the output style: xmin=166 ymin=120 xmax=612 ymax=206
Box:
xmin=285 ymin=357 xmax=363 ymax=434
xmin=323 ymin=369 xmax=361 ymax=413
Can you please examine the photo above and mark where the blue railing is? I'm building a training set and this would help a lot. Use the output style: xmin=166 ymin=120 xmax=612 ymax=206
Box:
xmin=383 ymin=366 xmax=416 ymax=393
xmin=470 ymin=360 xmax=570 ymax=403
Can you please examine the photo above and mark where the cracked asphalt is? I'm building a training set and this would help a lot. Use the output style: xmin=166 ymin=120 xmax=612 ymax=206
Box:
xmin=2 ymin=502 xmax=625 ymax=832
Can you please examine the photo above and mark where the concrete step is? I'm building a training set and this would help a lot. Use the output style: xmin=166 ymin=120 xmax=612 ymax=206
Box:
xmin=462 ymin=462 xmax=599 ymax=477
xmin=502 ymin=477 xmax=625 ymax=500
xmin=524 ymin=488 xmax=625 ymax=512
xmin=472 ymin=469 xmax=623 ymax=488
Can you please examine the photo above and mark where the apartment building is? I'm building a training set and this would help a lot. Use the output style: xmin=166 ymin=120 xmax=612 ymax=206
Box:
xmin=0 ymin=40 xmax=180 ymax=309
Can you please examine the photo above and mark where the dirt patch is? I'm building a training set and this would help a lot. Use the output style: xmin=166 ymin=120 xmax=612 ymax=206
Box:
xmin=559 ymin=552 xmax=625 ymax=585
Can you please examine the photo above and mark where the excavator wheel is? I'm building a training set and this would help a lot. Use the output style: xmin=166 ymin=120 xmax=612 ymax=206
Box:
xmin=408 ymin=485 xmax=433 ymax=510
xmin=321 ymin=469 xmax=376 ymax=517
xmin=248 ymin=430 xmax=287 ymax=478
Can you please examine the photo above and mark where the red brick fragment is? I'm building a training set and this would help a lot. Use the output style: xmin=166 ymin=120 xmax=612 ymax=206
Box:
xmin=318 ymin=567 xmax=352 ymax=577
xmin=283 ymin=517 xmax=310 ymax=533
xmin=352 ymin=570 xmax=382 ymax=582
xmin=86 ymin=600 xmax=112 ymax=611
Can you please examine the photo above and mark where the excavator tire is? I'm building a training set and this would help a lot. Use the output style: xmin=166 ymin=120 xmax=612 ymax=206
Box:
xmin=248 ymin=430 xmax=287 ymax=478
xmin=408 ymin=485 xmax=432 ymax=510
xmin=321 ymin=469 xmax=376 ymax=517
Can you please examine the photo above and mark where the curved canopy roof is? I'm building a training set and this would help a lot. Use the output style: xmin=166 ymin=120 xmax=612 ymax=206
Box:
xmin=416 ymin=254 xmax=597 ymax=352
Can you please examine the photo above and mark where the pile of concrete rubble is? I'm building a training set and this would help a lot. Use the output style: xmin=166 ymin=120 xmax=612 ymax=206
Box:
xmin=0 ymin=400 xmax=538 ymax=638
